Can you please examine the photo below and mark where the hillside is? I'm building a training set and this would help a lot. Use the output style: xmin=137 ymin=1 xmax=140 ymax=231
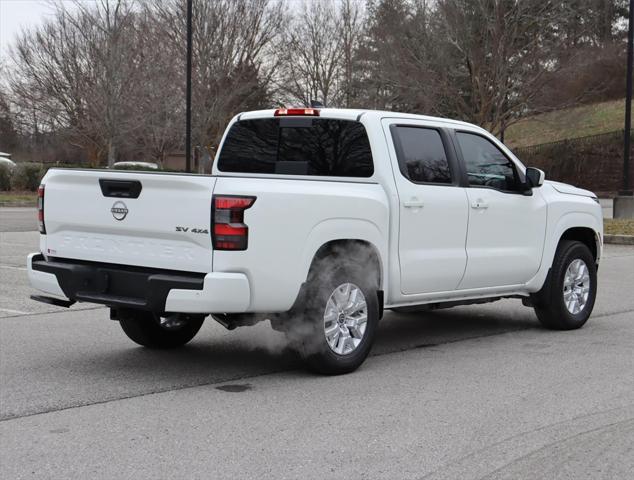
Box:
xmin=504 ymin=99 xmax=627 ymax=148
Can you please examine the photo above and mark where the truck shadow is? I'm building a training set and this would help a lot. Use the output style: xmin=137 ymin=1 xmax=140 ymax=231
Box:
xmin=1 ymin=303 xmax=544 ymax=420
xmin=374 ymin=304 xmax=538 ymax=356
xmin=84 ymin=301 xmax=539 ymax=380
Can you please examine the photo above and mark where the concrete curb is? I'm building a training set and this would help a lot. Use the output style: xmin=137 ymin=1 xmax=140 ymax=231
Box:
xmin=0 ymin=202 xmax=35 ymax=207
xmin=604 ymin=234 xmax=634 ymax=245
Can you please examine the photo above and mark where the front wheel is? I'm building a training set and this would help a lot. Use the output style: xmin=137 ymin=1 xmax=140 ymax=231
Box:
xmin=118 ymin=310 xmax=205 ymax=348
xmin=532 ymin=240 xmax=597 ymax=330
xmin=288 ymin=263 xmax=380 ymax=375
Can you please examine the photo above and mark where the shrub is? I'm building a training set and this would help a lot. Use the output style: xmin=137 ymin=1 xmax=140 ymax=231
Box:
xmin=12 ymin=163 xmax=45 ymax=191
xmin=0 ymin=164 xmax=12 ymax=191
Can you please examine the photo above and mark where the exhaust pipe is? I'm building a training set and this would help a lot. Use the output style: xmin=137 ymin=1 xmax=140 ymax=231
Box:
xmin=30 ymin=295 xmax=76 ymax=308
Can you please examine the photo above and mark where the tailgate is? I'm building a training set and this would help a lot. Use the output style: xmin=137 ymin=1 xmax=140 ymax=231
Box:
xmin=41 ymin=169 xmax=216 ymax=273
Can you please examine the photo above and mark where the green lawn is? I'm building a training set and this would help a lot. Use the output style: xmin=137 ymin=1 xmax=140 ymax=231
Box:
xmin=0 ymin=192 xmax=37 ymax=206
xmin=604 ymin=219 xmax=634 ymax=236
xmin=505 ymin=99 xmax=627 ymax=148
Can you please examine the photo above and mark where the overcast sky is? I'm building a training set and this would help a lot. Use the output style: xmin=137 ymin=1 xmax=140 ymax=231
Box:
xmin=0 ymin=0 xmax=85 ymax=61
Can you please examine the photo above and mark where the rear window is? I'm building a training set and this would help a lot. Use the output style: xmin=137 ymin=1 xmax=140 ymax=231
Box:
xmin=217 ymin=118 xmax=374 ymax=177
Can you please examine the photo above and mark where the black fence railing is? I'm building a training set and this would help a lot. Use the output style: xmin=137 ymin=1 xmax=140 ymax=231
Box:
xmin=511 ymin=129 xmax=633 ymax=195
xmin=513 ymin=130 xmax=629 ymax=158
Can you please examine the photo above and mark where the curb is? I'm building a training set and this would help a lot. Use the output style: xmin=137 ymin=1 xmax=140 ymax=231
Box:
xmin=604 ymin=234 xmax=634 ymax=245
xmin=0 ymin=202 xmax=36 ymax=207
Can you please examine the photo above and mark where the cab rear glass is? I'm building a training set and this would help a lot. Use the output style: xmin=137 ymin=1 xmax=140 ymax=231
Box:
xmin=217 ymin=118 xmax=374 ymax=177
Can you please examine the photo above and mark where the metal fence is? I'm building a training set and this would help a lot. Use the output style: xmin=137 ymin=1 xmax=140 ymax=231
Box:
xmin=512 ymin=129 xmax=633 ymax=194
xmin=513 ymin=130 xmax=629 ymax=159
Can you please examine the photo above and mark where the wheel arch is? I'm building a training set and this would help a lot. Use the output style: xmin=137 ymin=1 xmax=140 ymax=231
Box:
xmin=559 ymin=226 xmax=601 ymax=263
xmin=303 ymin=238 xmax=385 ymax=320
xmin=301 ymin=218 xmax=388 ymax=290
xmin=308 ymin=239 xmax=383 ymax=287
xmin=527 ymin=212 xmax=602 ymax=292
xmin=547 ymin=212 xmax=602 ymax=267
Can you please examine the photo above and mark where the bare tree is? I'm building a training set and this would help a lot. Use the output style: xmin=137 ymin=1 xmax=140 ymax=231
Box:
xmin=9 ymin=1 xmax=140 ymax=165
xmin=131 ymin=4 xmax=184 ymax=164
xmin=357 ymin=0 xmax=439 ymax=112
xmin=277 ymin=0 xmax=360 ymax=107
xmin=432 ymin=0 xmax=569 ymax=136
xmin=150 ymin=0 xmax=284 ymax=155
xmin=0 ymin=88 xmax=19 ymax=152
xmin=338 ymin=0 xmax=365 ymax=107
xmin=2 ymin=0 xmax=629 ymax=166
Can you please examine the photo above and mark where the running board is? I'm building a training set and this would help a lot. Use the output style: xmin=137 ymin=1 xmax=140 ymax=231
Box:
xmin=30 ymin=295 xmax=76 ymax=308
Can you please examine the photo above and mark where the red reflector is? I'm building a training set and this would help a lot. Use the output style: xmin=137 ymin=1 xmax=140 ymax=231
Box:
xmin=274 ymin=108 xmax=320 ymax=117
xmin=216 ymin=241 xmax=242 ymax=250
xmin=214 ymin=224 xmax=246 ymax=236
xmin=214 ymin=196 xmax=255 ymax=210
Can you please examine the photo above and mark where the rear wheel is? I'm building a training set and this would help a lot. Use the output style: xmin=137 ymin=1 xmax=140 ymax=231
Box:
xmin=532 ymin=240 xmax=597 ymax=330
xmin=287 ymin=261 xmax=380 ymax=375
xmin=118 ymin=310 xmax=205 ymax=348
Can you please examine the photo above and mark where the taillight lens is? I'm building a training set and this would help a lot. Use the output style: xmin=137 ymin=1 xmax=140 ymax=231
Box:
xmin=37 ymin=184 xmax=46 ymax=234
xmin=212 ymin=195 xmax=256 ymax=250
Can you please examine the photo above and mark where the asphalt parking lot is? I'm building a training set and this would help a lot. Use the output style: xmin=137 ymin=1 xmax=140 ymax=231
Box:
xmin=1 ymin=208 xmax=633 ymax=479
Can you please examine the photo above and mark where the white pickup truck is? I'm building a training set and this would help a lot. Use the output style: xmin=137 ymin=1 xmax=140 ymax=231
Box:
xmin=28 ymin=108 xmax=603 ymax=374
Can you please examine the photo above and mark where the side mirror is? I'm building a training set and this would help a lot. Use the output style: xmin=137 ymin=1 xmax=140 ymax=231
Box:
xmin=525 ymin=167 xmax=545 ymax=188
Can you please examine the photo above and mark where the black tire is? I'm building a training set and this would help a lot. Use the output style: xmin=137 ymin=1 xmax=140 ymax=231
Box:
xmin=288 ymin=261 xmax=380 ymax=375
xmin=532 ymin=240 xmax=597 ymax=330
xmin=119 ymin=310 xmax=205 ymax=348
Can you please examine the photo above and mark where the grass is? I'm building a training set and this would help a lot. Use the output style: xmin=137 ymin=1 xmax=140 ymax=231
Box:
xmin=505 ymin=99 xmax=627 ymax=148
xmin=604 ymin=219 xmax=634 ymax=236
xmin=0 ymin=192 xmax=37 ymax=206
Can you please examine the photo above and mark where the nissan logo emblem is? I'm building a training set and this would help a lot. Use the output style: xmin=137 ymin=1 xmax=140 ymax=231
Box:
xmin=111 ymin=201 xmax=129 ymax=221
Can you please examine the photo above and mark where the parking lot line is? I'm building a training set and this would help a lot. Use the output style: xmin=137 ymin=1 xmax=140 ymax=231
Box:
xmin=0 ymin=265 xmax=27 ymax=271
xmin=0 ymin=307 xmax=28 ymax=315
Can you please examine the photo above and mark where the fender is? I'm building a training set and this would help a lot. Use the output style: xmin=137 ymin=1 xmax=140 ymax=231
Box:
xmin=300 ymin=218 xmax=388 ymax=292
xmin=525 ymin=211 xmax=602 ymax=292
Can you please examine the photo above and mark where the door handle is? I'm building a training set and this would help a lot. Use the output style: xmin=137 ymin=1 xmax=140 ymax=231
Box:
xmin=471 ymin=199 xmax=489 ymax=210
xmin=403 ymin=198 xmax=424 ymax=208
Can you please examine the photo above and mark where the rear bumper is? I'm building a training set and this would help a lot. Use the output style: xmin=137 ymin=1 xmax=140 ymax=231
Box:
xmin=27 ymin=253 xmax=250 ymax=314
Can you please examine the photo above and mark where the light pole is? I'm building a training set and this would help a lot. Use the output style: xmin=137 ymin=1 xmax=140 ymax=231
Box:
xmin=185 ymin=0 xmax=193 ymax=173
xmin=623 ymin=0 xmax=633 ymax=194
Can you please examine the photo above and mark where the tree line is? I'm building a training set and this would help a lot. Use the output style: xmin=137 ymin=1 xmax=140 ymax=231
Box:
xmin=0 ymin=0 xmax=629 ymax=167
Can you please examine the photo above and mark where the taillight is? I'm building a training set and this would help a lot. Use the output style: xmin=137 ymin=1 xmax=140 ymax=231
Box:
xmin=274 ymin=108 xmax=319 ymax=116
xmin=212 ymin=195 xmax=256 ymax=250
xmin=37 ymin=184 xmax=46 ymax=234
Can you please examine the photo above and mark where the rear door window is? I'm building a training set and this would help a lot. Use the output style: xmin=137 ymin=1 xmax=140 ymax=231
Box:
xmin=390 ymin=126 xmax=453 ymax=184
xmin=218 ymin=118 xmax=373 ymax=177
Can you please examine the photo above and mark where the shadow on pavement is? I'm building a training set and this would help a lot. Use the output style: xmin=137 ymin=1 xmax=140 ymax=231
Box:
xmin=1 ymin=300 xmax=541 ymax=420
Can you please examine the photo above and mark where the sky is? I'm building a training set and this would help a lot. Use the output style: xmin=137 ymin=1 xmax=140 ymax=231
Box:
xmin=0 ymin=0 xmax=84 ymax=61
xmin=0 ymin=0 xmax=308 ymax=63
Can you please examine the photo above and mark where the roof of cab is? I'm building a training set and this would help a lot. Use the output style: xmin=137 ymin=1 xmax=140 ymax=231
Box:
xmin=235 ymin=108 xmax=483 ymax=132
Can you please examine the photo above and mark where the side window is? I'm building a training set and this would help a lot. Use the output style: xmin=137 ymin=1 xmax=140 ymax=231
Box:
xmin=456 ymin=132 xmax=522 ymax=192
xmin=391 ymin=126 xmax=453 ymax=184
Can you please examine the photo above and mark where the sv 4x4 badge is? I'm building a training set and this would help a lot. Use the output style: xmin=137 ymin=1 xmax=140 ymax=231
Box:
xmin=175 ymin=226 xmax=209 ymax=234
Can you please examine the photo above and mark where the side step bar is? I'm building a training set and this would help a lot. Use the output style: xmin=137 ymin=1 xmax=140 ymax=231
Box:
xmin=30 ymin=295 xmax=76 ymax=308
